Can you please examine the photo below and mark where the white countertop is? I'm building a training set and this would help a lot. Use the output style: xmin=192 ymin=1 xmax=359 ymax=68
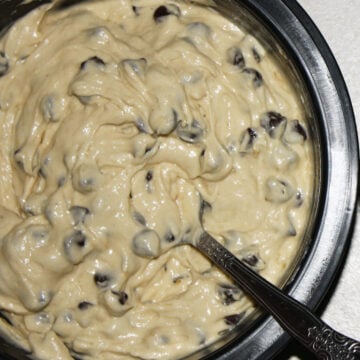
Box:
xmin=281 ymin=0 xmax=360 ymax=358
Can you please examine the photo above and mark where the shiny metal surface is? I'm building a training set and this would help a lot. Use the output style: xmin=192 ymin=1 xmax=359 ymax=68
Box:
xmin=196 ymin=232 xmax=360 ymax=359
xmin=0 ymin=1 xmax=358 ymax=360
xmin=204 ymin=1 xmax=359 ymax=359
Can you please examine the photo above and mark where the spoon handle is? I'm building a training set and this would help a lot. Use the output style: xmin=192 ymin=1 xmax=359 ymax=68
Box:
xmin=197 ymin=232 xmax=360 ymax=360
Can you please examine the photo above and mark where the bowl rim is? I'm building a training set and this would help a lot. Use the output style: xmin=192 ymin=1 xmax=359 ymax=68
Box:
xmin=207 ymin=0 xmax=359 ymax=359
xmin=0 ymin=0 xmax=358 ymax=359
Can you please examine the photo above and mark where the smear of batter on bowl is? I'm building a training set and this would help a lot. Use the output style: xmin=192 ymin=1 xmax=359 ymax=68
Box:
xmin=0 ymin=0 xmax=313 ymax=359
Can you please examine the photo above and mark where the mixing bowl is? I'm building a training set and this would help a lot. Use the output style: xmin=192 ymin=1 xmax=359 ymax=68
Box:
xmin=0 ymin=0 xmax=358 ymax=359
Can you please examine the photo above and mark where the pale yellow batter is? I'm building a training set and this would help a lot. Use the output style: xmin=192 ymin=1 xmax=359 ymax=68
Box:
xmin=0 ymin=0 xmax=313 ymax=359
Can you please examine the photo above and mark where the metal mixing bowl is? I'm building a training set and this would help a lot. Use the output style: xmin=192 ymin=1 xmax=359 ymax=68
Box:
xmin=0 ymin=0 xmax=358 ymax=359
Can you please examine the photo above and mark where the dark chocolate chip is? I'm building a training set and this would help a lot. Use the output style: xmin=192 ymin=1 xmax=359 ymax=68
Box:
xmin=70 ymin=206 xmax=90 ymax=226
xmin=111 ymin=290 xmax=128 ymax=305
xmin=145 ymin=170 xmax=153 ymax=182
xmin=122 ymin=58 xmax=147 ymax=76
xmin=58 ymin=176 xmax=66 ymax=187
xmin=164 ymin=231 xmax=176 ymax=243
xmin=144 ymin=145 xmax=153 ymax=154
xmin=239 ymin=127 xmax=257 ymax=152
xmin=252 ymin=47 xmax=261 ymax=63
xmin=153 ymin=5 xmax=180 ymax=23
xmin=224 ymin=312 xmax=245 ymax=326
xmin=64 ymin=230 xmax=86 ymax=249
xmin=199 ymin=197 xmax=212 ymax=219
xmin=133 ymin=211 xmax=146 ymax=226
xmin=265 ymin=177 xmax=294 ymax=203
xmin=295 ymin=190 xmax=304 ymax=207
xmin=78 ymin=301 xmax=93 ymax=310
xmin=14 ymin=149 xmax=24 ymax=170
xmin=78 ymin=177 xmax=96 ymax=193
xmin=260 ymin=111 xmax=287 ymax=138
xmin=227 ymin=47 xmax=245 ymax=69
xmin=0 ymin=311 xmax=12 ymax=326
xmin=176 ymin=119 xmax=204 ymax=143
xmin=63 ymin=230 xmax=88 ymax=264
xmin=38 ymin=167 xmax=46 ymax=179
xmin=80 ymin=56 xmax=105 ymax=71
xmin=94 ymin=273 xmax=111 ymax=288
xmin=217 ymin=283 xmax=243 ymax=305
xmin=293 ymin=120 xmax=307 ymax=140
xmin=283 ymin=119 xmax=307 ymax=144
xmin=242 ymin=254 xmax=259 ymax=267
xmin=38 ymin=291 xmax=52 ymax=306
xmin=242 ymin=68 xmax=263 ymax=88
xmin=132 ymin=5 xmax=139 ymax=15
xmin=41 ymin=95 xmax=58 ymax=122
xmin=135 ymin=118 xmax=149 ymax=133
xmin=0 ymin=51 xmax=9 ymax=77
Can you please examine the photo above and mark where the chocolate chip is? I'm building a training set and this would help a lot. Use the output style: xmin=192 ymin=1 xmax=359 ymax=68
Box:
xmin=135 ymin=118 xmax=150 ymax=133
xmin=242 ymin=254 xmax=259 ymax=267
xmin=41 ymin=95 xmax=59 ymax=122
xmin=176 ymin=119 xmax=204 ymax=143
xmin=224 ymin=312 xmax=245 ymax=327
xmin=111 ymin=290 xmax=128 ymax=305
xmin=38 ymin=167 xmax=46 ymax=178
xmin=78 ymin=301 xmax=93 ymax=310
xmin=145 ymin=170 xmax=153 ymax=182
xmin=252 ymin=47 xmax=261 ymax=63
xmin=153 ymin=5 xmax=180 ymax=23
xmin=265 ymin=177 xmax=294 ymax=204
xmin=294 ymin=190 xmax=304 ymax=207
xmin=242 ymin=68 xmax=263 ymax=88
xmin=0 ymin=311 xmax=12 ymax=326
xmin=227 ymin=47 xmax=245 ymax=69
xmin=14 ymin=148 xmax=24 ymax=170
xmin=0 ymin=51 xmax=9 ymax=77
xmin=64 ymin=230 xmax=86 ymax=248
xmin=63 ymin=230 xmax=88 ymax=264
xmin=38 ymin=291 xmax=52 ymax=307
xmin=132 ymin=211 xmax=146 ymax=226
xmin=122 ymin=58 xmax=147 ymax=77
xmin=293 ymin=121 xmax=307 ymax=140
xmin=199 ymin=197 xmax=212 ymax=220
xmin=94 ymin=273 xmax=111 ymax=288
xmin=283 ymin=119 xmax=307 ymax=144
xmin=132 ymin=5 xmax=139 ymax=15
xmin=217 ymin=283 xmax=243 ymax=305
xmin=80 ymin=56 xmax=105 ymax=71
xmin=260 ymin=111 xmax=287 ymax=138
xmin=164 ymin=231 xmax=176 ymax=243
xmin=70 ymin=206 xmax=90 ymax=226
xmin=72 ymin=165 xmax=98 ymax=193
xmin=58 ymin=176 xmax=66 ymax=187
xmin=239 ymin=127 xmax=257 ymax=152
xmin=239 ymin=249 xmax=265 ymax=271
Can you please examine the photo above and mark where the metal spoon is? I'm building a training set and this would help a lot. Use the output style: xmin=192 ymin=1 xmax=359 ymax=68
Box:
xmin=195 ymin=231 xmax=360 ymax=360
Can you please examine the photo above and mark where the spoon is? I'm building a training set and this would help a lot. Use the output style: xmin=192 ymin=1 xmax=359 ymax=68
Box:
xmin=195 ymin=231 xmax=360 ymax=360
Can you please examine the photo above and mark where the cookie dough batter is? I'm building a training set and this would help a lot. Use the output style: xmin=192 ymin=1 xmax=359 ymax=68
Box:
xmin=0 ymin=0 xmax=314 ymax=359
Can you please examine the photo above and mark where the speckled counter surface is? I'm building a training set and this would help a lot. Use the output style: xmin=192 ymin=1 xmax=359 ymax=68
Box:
xmin=281 ymin=0 xmax=360 ymax=358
